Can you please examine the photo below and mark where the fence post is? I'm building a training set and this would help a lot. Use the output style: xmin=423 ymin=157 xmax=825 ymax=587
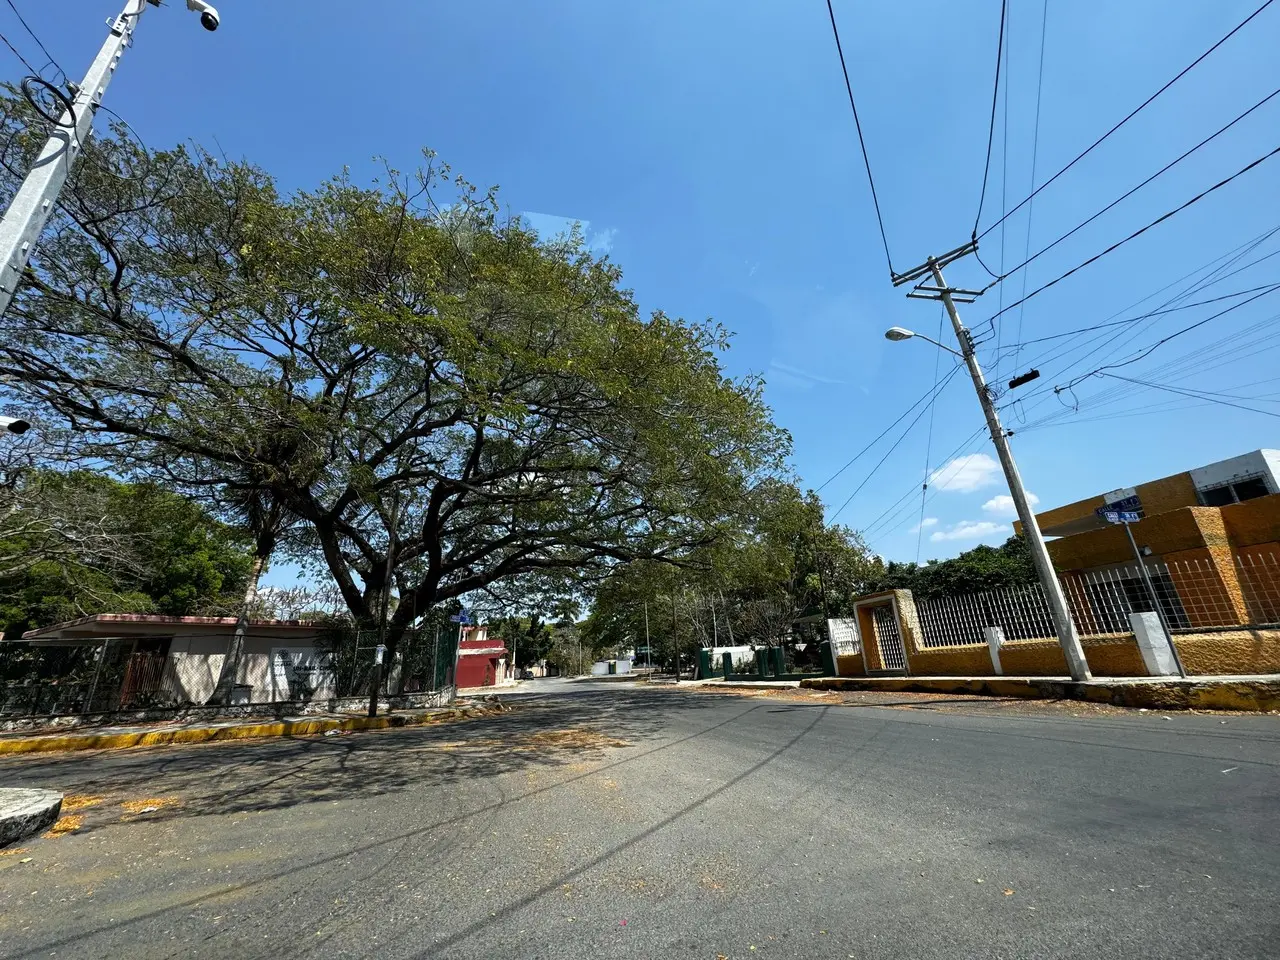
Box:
xmin=1129 ymin=612 xmax=1181 ymax=677
xmin=984 ymin=626 xmax=1005 ymax=675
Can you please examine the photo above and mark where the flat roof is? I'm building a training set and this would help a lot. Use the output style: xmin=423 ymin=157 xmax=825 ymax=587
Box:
xmin=19 ymin=613 xmax=323 ymax=643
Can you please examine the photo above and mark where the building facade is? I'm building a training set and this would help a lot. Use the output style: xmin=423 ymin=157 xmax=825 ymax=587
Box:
xmin=1020 ymin=449 xmax=1280 ymax=631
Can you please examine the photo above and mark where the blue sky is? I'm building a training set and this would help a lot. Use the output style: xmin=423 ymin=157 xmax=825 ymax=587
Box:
xmin=8 ymin=0 xmax=1279 ymax=578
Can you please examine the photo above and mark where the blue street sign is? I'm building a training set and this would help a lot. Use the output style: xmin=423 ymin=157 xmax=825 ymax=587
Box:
xmin=449 ymin=610 xmax=473 ymax=624
xmin=1096 ymin=494 xmax=1141 ymax=517
xmin=1098 ymin=509 xmax=1141 ymax=525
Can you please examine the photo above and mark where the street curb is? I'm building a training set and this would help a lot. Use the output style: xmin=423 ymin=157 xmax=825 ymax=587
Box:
xmin=798 ymin=676 xmax=1280 ymax=711
xmin=0 ymin=788 xmax=62 ymax=847
xmin=0 ymin=705 xmax=500 ymax=757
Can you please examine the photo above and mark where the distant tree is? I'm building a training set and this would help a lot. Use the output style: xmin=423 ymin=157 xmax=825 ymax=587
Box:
xmin=869 ymin=535 xmax=1035 ymax=599
xmin=0 ymin=469 xmax=252 ymax=640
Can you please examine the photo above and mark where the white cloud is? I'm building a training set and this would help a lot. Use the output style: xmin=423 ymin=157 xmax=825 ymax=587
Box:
xmin=930 ymin=520 xmax=1006 ymax=542
xmin=981 ymin=492 xmax=1038 ymax=517
xmin=767 ymin=360 xmax=847 ymax=388
xmin=929 ymin=453 xmax=1000 ymax=493
xmin=588 ymin=227 xmax=617 ymax=253
xmin=909 ymin=517 xmax=939 ymax=533
xmin=521 ymin=212 xmax=617 ymax=255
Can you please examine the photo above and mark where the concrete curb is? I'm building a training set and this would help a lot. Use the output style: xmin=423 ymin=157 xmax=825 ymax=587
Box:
xmin=798 ymin=675 xmax=1280 ymax=711
xmin=0 ymin=788 xmax=62 ymax=847
xmin=0 ymin=704 xmax=502 ymax=757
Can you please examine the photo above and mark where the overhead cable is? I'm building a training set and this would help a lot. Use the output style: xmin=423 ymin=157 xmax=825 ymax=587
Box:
xmin=824 ymin=0 xmax=897 ymax=278
xmin=975 ymin=0 xmax=1277 ymax=241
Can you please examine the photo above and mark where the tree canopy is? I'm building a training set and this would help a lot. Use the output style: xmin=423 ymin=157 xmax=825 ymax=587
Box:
xmin=0 ymin=469 xmax=252 ymax=639
xmin=868 ymin=535 xmax=1035 ymax=599
xmin=0 ymin=91 xmax=789 ymax=649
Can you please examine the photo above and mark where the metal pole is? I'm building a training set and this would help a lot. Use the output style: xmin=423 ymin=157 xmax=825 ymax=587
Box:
xmin=929 ymin=259 xmax=1092 ymax=681
xmin=432 ymin=624 xmax=441 ymax=693
xmin=643 ymin=601 xmax=651 ymax=671
xmin=671 ymin=593 xmax=680 ymax=683
xmin=369 ymin=493 xmax=399 ymax=718
xmin=84 ymin=639 xmax=108 ymax=714
xmin=0 ymin=1 xmax=149 ymax=318
xmin=1123 ymin=521 xmax=1187 ymax=677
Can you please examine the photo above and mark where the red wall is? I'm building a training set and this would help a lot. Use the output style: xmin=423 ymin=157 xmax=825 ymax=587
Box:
xmin=455 ymin=653 xmax=499 ymax=688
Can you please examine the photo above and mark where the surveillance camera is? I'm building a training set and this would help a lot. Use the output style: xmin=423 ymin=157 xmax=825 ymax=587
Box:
xmin=0 ymin=416 xmax=30 ymax=435
xmin=186 ymin=0 xmax=220 ymax=31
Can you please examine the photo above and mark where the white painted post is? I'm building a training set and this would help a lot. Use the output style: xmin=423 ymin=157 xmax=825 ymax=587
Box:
xmin=1129 ymin=612 xmax=1180 ymax=677
xmin=985 ymin=626 xmax=1005 ymax=676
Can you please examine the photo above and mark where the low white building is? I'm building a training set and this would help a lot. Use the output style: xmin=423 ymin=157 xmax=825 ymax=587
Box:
xmin=12 ymin=613 xmax=336 ymax=707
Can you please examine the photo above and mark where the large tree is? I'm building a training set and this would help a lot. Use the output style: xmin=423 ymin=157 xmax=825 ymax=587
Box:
xmin=0 ymin=95 xmax=787 ymax=654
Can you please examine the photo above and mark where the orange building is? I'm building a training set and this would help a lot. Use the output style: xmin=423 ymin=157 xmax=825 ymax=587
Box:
xmin=1018 ymin=449 xmax=1280 ymax=629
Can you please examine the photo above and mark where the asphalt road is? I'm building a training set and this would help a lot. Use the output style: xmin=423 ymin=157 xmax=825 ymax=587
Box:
xmin=1 ymin=679 xmax=1278 ymax=959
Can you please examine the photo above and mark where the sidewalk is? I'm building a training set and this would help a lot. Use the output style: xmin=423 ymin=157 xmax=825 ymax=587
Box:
xmin=0 ymin=701 xmax=505 ymax=756
xmin=799 ymin=674 xmax=1280 ymax=712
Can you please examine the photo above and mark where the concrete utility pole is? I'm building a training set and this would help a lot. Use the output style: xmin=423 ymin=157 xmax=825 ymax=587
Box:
xmin=0 ymin=0 xmax=219 ymax=319
xmin=928 ymin=258 xmax=1090 ymax=681
xmin=888 ymin=244 xmax=1091 ymax=681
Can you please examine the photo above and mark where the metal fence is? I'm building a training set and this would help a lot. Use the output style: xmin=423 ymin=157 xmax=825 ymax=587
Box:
xmin=826 ymin=617 xmax=860 ymax=656
xmin=916 ymin=583 xmax=1057 ymax=648
xmin=1237 ymin=552 xmax=1280 ymax=625
xmin=915 ymin=552 xmax=1276 ymax=649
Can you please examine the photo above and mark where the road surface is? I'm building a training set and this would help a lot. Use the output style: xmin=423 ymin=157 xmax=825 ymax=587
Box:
xmin=1 ymin=679 xmax=1277 ymax=959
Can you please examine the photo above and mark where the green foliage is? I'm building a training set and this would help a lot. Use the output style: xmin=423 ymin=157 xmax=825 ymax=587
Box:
xmin=0 ymin=95 xmax=790 ymax=649
xmin=869 ymin=535 xmax=1036 ymax=599
xmin=583 ymin=479 xmax=884 ymax=657
xmin=0 ymin=471 xmax=252 ymax=640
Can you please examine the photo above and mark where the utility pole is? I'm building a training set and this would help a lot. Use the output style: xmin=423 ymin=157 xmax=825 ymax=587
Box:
xmin=892 ymin=246 xmax=1091 ymax=681
xmin=0 ymin=1 xmax=218 ymax=319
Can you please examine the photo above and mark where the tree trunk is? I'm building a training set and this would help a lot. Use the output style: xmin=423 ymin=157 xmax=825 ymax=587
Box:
xmin=207 ymin=548 xmax=269 ymax=706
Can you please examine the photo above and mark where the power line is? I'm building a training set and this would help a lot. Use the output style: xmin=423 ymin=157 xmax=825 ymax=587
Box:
xmin=829 ymin=365 xmax=962 ymax=522
xmin=1060 ymin=282 xmax=1280 ymax=388
xmin=1097 ymin=373 xmax=1280 ymax=419
xmin=1000 ymin=283 xmax=1280 ymax=350
xmin=3 ymin=0 xmax=63 ymax=80
xmin=983 ymin=85 xmax=1280 ymax=294
xmin=1002 ymin=230 xmax=1280 ymax=380
xmin=971 ymin=0 xmax=1009 ymax=240
xmin=824 ymin=0 xmax=896 ymax=278
xmin=1010 ymin=0 xmax=1051 ymax=362
xmin=0 ymin=28 xmax=36 ymax=75
xmin=815 ymin=363 xmax=960 ymax=491
xmin=982 ymin=145 xmax=1280 ymax=328
xmin=975 ymin=0 xmax=1278 ymax=241
xmin=992 ymin=231 xmax=1280 ymax=425
xmin=915 ymin=306 xmax=946 ymax=563
xmin=863 ymin=426 xmax=990 ymax=545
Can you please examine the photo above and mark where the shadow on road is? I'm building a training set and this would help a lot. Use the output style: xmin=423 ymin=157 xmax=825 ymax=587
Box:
xmin=0 ymin=688 xmax=732 ymax=836
xmin=0 ymin=688 xmax=793 ymax=959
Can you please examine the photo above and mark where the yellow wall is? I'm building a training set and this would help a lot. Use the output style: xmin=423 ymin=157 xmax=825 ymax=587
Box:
xmin=892 ymin=631 xmax=1279 ymax=678
xmin=1222 ymin=495 xmax=1280 ymax=548
xmin=836 ymin=653 xmax=864 ymax=677
xmin=1136 ymin=472 xmax=1200 ymax=517
xmin=1048 ymin=507 xmax=1212 ymax=571
xmin=1024 ymin=470 xmax=1201 ymax=538
xmin=864 ymin=585 xmax=1279 ymax=678
xmin=1173 ymin=629 xmax=1280 ymax=676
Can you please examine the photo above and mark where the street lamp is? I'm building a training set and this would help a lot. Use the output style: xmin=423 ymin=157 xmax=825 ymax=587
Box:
xmin=884 ymin=326 xmax=962 ymax=358
xmin=883 ymin=299 xmax=1091 ymax=681
xmin=0 ymin=416 xmax=29 ymax=435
